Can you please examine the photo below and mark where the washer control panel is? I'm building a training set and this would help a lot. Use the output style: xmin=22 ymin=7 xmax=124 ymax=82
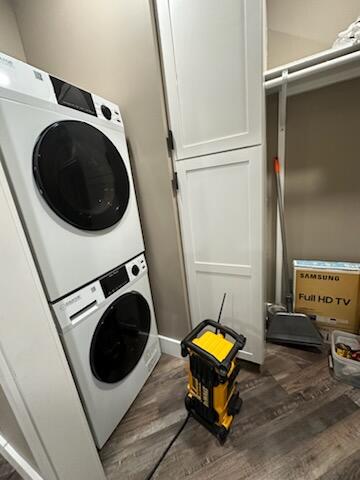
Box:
xmin=53 ymin=253 xmax=147 ymax=331
xmin=100 ymin=253 xmax=147 ymax=298
xmin=126 ymin=254 xmax=147 ymax=282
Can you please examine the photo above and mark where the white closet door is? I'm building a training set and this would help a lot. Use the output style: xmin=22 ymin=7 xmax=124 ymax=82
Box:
xmin=177 ymin=147 xmax=264 ymax=364
xmin=156 ymin=0 xmax=263 ymax=160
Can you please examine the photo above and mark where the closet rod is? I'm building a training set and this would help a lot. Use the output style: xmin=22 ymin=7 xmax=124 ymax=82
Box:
xmin=265 ymin=49 xmax=360 ymax=91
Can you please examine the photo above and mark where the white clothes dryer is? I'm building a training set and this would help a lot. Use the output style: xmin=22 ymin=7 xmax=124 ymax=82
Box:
xmin=0 ymin=52 xmax=144 ymax=301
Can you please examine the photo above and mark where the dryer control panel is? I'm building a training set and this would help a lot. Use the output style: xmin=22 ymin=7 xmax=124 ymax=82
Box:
xmin=50 ymin=76 xmax=123 ymax=127
xmin=0 ymin=52 xmax=123 ymax=126
xmin=52 ymin=253 xmax=147 ymax=332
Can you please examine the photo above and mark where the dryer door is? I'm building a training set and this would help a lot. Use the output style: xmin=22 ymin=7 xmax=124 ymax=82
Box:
xmin=33 ymin=120 xmax=130 ymax=231
xmin=90 ymin=292 xmax=151 ymax=383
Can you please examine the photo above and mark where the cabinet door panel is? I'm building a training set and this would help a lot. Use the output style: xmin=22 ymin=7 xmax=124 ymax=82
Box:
xmin=177 ymin=147 xmax=265 ymax=364
xmin=156 ymin=0 xmax=263 ymax=159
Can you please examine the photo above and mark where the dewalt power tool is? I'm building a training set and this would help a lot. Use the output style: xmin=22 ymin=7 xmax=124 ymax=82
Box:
xmin=146 ymin=304 xmax=247 ymax=480
xmin=181 ymin=319 xmax=246 ymax=444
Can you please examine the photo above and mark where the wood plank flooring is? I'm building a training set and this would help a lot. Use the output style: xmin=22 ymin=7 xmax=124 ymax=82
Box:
xmin=0 ymin=456 xmax=22 ymax=480
xmin=100 ymin=344 xmax=360 ymax=480
xmin=1 ymin=344 xmax=358 ymax=480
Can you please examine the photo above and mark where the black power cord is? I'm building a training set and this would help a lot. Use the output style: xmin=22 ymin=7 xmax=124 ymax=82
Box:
xmin=146 ymin=294 xmax=227 ymax=478
xmin=145 ymin=412 xmax=191 ymax=480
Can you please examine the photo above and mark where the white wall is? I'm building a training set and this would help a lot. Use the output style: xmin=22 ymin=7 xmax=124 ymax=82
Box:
xmin=0 ymin=1 xmax=31 ymax=473
xmin=266 ymin=0 xmax=360 ymax=303
xmin=267 ymin=0 xmax=360 ymax=67
xmin=268 ymin=29 xmax=328 ymax=69
xmin=0 ymin=0 xmax=26 ymax=61
xmin=0 ymin=386 xmax=35 ymax=470
xmin=266 ymin=78 xmax=360 ymax=300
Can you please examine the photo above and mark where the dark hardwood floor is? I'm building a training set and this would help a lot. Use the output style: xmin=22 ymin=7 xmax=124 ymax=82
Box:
xmin=2 ymin=344 xmax=359 ymax=480
xmin=100 ymin=344 xmax=360 ymax=480
xmin=0 ymin=456 xmax=22 ymax=480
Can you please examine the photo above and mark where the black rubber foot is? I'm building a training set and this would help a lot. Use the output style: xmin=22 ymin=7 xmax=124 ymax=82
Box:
xmin=184 ymin=394 xmax=230 ymax=445
xmin=217 ymin=426 xmax=229 ymax=445
xmin=228 ymin=393 xmax=243 ymax=416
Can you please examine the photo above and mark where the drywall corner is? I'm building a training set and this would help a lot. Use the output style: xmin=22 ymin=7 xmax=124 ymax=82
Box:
xmin=0 ymin=0 xmax=26 ymax=61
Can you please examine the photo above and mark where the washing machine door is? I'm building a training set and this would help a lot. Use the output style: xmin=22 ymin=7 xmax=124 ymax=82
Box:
xmin=90 ymin=292 xmax=151 ymax=383
xmin=33 ymin=120 xmax=130 ymax=231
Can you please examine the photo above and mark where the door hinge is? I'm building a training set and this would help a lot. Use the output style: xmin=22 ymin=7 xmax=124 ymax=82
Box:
xmin=172 ymin=171 xmax=179 ymax=192
xmin=167 ymin=129 xmax=174 ymax=153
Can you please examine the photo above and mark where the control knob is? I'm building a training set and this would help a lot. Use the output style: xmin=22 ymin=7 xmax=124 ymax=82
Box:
xmin=101 ymin=105 xmax=112 ymax=120
xmin=132 ymin=265 xmax=140 ymax=276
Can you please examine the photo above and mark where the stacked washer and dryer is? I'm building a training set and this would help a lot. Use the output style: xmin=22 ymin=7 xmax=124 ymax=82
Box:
xmin=0 ymin=53 xmax=161 ymax=448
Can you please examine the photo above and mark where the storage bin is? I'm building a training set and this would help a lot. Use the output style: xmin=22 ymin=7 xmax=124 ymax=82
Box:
xmin=331 ymin=330 xmax=360 ymax=388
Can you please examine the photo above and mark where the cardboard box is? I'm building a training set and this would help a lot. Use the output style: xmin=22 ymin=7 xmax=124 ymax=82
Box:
xmin=293 ymin=260 xmax=360 ymax=334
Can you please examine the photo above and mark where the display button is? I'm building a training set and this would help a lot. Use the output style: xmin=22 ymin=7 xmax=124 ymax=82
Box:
xmin=101 ymin=105 xmax=112 ymax=120
xmin=132 ymin=265 xmax=140 ymax=276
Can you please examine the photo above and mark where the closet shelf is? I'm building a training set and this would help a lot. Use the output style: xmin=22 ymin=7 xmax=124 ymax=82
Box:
xmin=264 ymin=44 xmax=360 ymax=96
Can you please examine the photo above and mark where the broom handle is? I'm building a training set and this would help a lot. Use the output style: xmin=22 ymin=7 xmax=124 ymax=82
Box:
xmin=274 ymin=158 xmax=292 ymax=311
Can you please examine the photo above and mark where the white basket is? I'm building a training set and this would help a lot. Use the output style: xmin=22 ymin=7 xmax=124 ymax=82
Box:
xmin=331 ymin=330 xmax=360 ymax=388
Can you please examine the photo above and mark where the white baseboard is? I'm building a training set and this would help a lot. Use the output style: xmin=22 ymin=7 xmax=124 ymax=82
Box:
xmin=0 ymin=433 xmax=43 ymax=480
xmin=158 ymin=335 xmax=182 ymax=358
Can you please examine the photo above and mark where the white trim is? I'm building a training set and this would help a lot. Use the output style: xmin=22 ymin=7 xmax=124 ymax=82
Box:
xmin=158 ymin=335 xmax=182 ymax=358
xmin=0 ymin=433 xmax=43 ymax=480
xmin=0 ymin=342 xmax=56 ymax=479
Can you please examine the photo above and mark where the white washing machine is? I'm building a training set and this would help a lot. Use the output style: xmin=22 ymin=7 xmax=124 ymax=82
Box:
xmin=52 ymin=253 xmax=161 ymax=448
xmin=0 ymin=52 xmax=144 ymax=301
